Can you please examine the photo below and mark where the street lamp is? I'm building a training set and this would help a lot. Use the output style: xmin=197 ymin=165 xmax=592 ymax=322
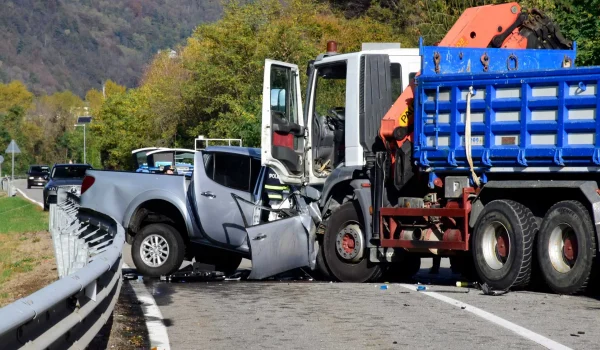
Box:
xmin=74 ymin=116 xmax=92 ymax=164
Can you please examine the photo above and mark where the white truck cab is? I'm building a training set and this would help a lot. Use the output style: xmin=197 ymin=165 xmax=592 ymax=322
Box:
xmin=261 ymin=42 xmax=421 ymax=186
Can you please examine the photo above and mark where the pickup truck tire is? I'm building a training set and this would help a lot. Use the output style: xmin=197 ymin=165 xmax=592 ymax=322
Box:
xmin=132 ymin=223 xmax=185 ymax=277
xmin=323 ymin=201 xmax=382 ymax=283
xmin=536 ymin=200 xmax=596 ymax=295
xmin=472 ymin=200 xmax=536 ymax=290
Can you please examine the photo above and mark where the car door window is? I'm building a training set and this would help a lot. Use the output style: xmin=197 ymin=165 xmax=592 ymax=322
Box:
xmin=204 ymin=152 xmax=251 ymax=192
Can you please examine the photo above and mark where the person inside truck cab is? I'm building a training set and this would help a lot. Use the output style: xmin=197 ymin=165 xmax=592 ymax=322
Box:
xmin=163 ymin=165 xmax=174 ymax=175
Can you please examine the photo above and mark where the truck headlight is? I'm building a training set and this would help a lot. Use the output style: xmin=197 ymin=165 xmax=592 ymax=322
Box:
xmin=29 ymin=177 xmax=34 ymax=179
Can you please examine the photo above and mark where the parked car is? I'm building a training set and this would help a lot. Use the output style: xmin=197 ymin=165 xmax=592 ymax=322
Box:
xmin=26 ymin=165 xmax=50 ymax=189
xmin=79 ymin=146 xmax=307 ymax=278
xmin=43 ymin=164 xmax=93 ymax=210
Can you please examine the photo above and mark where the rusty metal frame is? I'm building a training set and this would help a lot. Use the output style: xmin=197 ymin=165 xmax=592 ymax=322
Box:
xmin=379 ymin=188 xmax=474 ymax=251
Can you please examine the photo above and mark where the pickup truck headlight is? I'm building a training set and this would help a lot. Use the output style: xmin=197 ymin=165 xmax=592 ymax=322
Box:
xmin=29 ymin=177 xmax=34 ymax=179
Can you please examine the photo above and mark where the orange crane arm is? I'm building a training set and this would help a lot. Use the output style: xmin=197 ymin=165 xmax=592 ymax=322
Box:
xmin=379 ymin=2 xmax=572 ymax=165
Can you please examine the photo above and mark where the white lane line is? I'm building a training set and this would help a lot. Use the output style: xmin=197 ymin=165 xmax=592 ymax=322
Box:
xmin=16 ymin=188 xmax=44 ymax=208
xmin=124 ymin=263 xmax=171 ymax=350
xmin=399 ymin=284 xmax=572 ymax=350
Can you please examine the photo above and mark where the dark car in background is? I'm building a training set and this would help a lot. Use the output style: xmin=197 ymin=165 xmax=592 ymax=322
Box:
xmin=43 ymin=164 xmax=93 ymax=210
xmin=26 ymin=165 xmax=50 ymax=189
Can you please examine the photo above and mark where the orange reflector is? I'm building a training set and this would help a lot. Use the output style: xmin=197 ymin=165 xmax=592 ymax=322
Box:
xmin=361 ymin=183 xmax=371 ymax=188
xmin=369 ymin=206 xmax=373 ymax=215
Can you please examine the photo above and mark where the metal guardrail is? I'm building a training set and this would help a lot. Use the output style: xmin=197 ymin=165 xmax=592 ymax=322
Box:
xmin=0 ymin=188 xmax=125 ymax=349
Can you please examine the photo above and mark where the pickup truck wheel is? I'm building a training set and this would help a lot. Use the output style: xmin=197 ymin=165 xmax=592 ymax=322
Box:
xmin=472 ymin=200 xmax=536 ymax=290
xmin=323 ymin=202 xmax=382 ymax=282
xmin=537 ymin=201 xmax=596 ymax=295
xmin=132 ymin=223 xmax=185 ymax=277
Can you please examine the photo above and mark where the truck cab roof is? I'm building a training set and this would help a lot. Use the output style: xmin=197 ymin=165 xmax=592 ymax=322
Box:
xmin=204 ymin=145 xmax=261 ymax=159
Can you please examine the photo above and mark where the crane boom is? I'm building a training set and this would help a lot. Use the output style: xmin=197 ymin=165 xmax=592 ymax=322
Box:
xmin=379 ymin=2 xmax=572 ymax=183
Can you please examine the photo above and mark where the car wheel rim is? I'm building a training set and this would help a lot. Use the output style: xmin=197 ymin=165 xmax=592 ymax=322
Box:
xmin=548 ymin=223 xmax=577 ymax=273
xmin=481 ymin=221 xmax=511 ymax=270
xmin=140 ymin=234 xmax=170 ymax=268
xmin=335 ymin=222 xmax=364 ymax=263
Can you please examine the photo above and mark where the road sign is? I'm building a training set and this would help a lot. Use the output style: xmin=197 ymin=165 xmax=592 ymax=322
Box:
xmin=5 ymin=140 xmax=21 ymax=154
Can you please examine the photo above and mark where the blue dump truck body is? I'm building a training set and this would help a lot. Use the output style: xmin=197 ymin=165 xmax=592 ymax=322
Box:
xmin=412 ymin=41 xmax=600 ymax=177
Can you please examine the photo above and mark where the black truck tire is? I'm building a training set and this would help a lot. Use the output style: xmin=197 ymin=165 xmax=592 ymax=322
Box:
xmin=323 ymin=201 xmax=382 ymax=282
xmin=472 ymin=200 xmax=536 ymax=290
xmin=314 ymin=237 xmax=333 ymax=281
xmin=132 ymin=223 xmax=185 ymax=277
xmin=536 ymin=201 xmax=596 ymax=295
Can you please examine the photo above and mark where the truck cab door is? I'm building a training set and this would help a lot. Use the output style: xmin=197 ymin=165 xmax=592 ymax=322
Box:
xmin=261 ymin=60 xmax=305 ymax=185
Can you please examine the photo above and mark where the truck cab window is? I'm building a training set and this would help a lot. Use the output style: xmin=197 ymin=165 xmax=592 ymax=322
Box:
xmin=311 ymin=62 xmax=347 ymax=177
xmin=204 ymin=152 xmax=251 ymax=192
xmin=270 ymin=65 xmax=298 ymax=125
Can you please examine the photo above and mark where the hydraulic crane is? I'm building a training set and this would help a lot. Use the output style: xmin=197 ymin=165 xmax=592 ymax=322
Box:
xmin=379 ymin=2 xmax=572 ymax=175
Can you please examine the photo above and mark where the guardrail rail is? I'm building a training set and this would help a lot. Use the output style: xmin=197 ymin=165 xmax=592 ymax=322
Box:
xmin=0 ymin=188 xmax=125 ymax=349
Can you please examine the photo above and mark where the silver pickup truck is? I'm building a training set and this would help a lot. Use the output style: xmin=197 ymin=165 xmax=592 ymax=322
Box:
xmin=80 ymin=146 xmax=316 ymax=279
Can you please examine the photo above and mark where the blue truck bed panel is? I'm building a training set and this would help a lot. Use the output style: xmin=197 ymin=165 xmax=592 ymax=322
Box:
xmin=414 ymin=45 xmax=600 ymax=172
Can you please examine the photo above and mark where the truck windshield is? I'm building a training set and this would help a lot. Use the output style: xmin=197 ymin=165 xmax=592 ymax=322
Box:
xmin=52 ymin=166 xmax=91 ymax=179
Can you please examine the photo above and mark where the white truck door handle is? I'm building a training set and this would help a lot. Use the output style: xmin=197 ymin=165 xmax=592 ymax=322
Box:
xmin=201 ymin=191 xmax=216 ymax=198
xmin=253 ymin=234 xmax=267 ymax=241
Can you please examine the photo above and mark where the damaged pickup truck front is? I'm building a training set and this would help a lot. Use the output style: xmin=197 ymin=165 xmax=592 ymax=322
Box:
xmin=79 ymin=146 xmax=319 ymax=279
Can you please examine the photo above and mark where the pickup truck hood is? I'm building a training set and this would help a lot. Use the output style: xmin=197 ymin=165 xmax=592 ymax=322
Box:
xmin=49 ymin=179 xmax=84 ymax=186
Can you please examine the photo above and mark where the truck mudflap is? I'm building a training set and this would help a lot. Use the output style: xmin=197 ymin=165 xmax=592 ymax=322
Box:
xmin=231 ymin=194 xmax=314 ymax=280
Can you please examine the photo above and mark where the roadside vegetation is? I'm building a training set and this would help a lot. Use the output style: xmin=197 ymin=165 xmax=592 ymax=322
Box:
xmin=0 ymin=0 xmax=599 ymax=172
xmin=0 ymin=194 xmax=55 ymax=306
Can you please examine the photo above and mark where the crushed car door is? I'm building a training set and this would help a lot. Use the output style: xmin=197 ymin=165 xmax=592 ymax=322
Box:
xmin=232 ymin=194 xmax=310 ymax=279
xmin=261 ymin=59 xmax=305 ymax=185
xmin=193 ymin=151 xmax=254 ymax=248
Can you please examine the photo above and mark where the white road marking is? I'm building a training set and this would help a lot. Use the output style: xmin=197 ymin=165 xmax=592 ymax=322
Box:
xmin=16 ymin=188 xmax=44 ymax=208
xmin=399 ymin=284 xmax=572 ymax=350
xmin=124 ymin=263 xmax=171 ymax=350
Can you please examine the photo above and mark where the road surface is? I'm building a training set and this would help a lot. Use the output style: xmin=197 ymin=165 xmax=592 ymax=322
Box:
xmin=14 ymin=180 xmax=600 ymax=349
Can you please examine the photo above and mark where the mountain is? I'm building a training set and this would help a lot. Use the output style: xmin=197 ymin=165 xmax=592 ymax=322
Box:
xmin=0 ymin=0 xmax=222 ymax=96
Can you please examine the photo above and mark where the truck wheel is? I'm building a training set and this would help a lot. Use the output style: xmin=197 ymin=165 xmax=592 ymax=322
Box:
xmin=323 ymin=201 xmax=382 ymax=282
xmin=132 ymin=223 xmax=185 ymax=277
xmin=314 ymin=237 xmax=333 ymax=281
xmin=472 ymin=200 xmax=536 ymax=290
xmin=537 ymin=201 xmax=596 ymax=295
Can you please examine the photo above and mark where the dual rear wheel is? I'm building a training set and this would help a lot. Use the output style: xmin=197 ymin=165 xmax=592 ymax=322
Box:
xmin=473 ymin=199 xmax=596 ymax=294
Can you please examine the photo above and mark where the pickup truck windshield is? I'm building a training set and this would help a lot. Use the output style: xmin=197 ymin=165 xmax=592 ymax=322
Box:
xmin=52 ymin=166 xmax=91 ymax=179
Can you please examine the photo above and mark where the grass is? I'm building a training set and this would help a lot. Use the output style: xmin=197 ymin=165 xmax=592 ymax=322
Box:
xmin=0 ymin=194 xmax=55 ymax=306
xmin=0 ymin=195 xmax=48 ymax=234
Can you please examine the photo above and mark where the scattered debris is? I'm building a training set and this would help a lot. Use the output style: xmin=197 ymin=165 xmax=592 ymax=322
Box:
xmin=480 ymin=282 xmax=509 ymax=296
xmin=380 ymin=285 xmax=389 ymax=290
xmin=570 ymin=334 xmax=580 ymax=337
xmin=416 ymin=285 xmax=427 ymax=291
xmin=578 ymin=331 xmax=585 ymax=335
xmin=461 ymin=306 xmax=466 ymax=310
xmin=393 ymin=341 xmax=398 ymax=344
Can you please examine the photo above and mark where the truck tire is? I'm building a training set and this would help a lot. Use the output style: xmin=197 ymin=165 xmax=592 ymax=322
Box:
xmin=323 ymin=201 xmax=382 ymax=282
xmin=132 ymin=223 xmax=185 ymax=277
xmin=536 ymin=201 xmax=596 ymax=295
xmin=314 ymin=237 xmax=333 ymax=281
xmin=472 ymin=200 xmax=536 ymax=290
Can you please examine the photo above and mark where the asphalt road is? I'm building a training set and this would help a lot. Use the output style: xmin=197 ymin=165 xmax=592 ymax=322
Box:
xmin=13 ymin=179 xmax=45 ymax=205
xmin=14 ymin=181 xmax=600 ymax=349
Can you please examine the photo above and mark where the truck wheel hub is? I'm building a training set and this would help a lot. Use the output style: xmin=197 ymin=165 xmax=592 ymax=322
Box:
xmin=549 ymin=224 xmax=577 ymax=273
xmin=140 ymin=234 xmax=170 ymax=268
xmin=482 ymin=221 xmax=511 ymax=270
xmin=335 ymin=223 xmax=364 ymax=263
